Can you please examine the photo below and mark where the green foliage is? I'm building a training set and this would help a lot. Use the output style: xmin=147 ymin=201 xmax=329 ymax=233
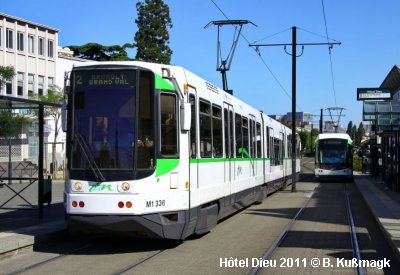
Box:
xmin=0 ymin=65 xmax=15 ymax=87
xmin=0 ymin=111 xmax=30 ymax=139
xmin=297 ymin=128 xmax=319 ymax=156
xmin=67 ymin=43 xmax=133 ymax=61
xmin=298 ymin=131 xmax=309 ymax=154
xmin=353 ymin=153 xmax=362 ymax=171
xmin=134 ymin=0 xmax=173 ymax=64
xmin=346 ymin=121 xmax=353 ymax=136
xmin=38 ymin=88 xmax=63 ymax=107
xmin=357 ymin=122 xmax=365 ymax=143
xmin=346 ymin=121 xmax=367 ymax=147
xmin=32 ymin=88 xmax=63 ymax=138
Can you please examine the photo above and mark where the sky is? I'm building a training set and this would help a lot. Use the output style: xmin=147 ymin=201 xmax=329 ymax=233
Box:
xmin=2 ymin=0 xmax=400 ymax=128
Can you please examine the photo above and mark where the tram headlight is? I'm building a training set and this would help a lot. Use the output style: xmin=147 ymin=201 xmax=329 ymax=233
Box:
xmin=121 ymin=182 xmax=130 ymax=191
xmin=73 ymin=182 xmax=83 ymax=191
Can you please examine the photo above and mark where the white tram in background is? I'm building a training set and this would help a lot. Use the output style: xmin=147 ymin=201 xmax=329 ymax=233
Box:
xmin=62 ymin=61 xmax=301 ymax=240
xmin=314 ymin=133 xmax=353 ymax=180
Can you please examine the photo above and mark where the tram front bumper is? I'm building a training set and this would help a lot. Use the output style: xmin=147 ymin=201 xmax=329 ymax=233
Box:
xmin=66 ymin=211 xmax=188 ymax=240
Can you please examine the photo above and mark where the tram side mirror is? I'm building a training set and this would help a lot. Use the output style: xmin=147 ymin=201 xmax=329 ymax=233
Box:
xmin=61 ymin=102 xmax=67 ymax=132
xmin=180 ymin=102 xmax=191 ymax=131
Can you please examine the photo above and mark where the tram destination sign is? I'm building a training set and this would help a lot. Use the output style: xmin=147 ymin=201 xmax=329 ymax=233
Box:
xmin=357 ymin=88 xmax=392 ymax=101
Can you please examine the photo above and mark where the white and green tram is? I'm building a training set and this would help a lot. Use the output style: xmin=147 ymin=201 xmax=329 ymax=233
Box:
xmin=63 ymin=61 xmax=301 ymax=239
xmin=315 ymin=133 xmax=353 ymax=180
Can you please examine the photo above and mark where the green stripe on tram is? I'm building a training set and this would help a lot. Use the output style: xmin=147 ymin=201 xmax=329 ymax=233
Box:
xmin=156 ymin=156 xmax=300 ymax=177
xmin=190 ymin=157 xmax=276 ymax=164
xmin=348 ymin=139 xmax=353 ymax=145
xmin=154 ymin=73 xmax=174 ymax=90
xmin=156 ymin=158 xmax=179 ymax=177
xmin=190 ymin=157 xmax=301 ymax=164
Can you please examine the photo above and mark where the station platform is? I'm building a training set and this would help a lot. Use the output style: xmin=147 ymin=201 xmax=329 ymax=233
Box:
xmin=1 ymin=174 xmax=400 ymax=261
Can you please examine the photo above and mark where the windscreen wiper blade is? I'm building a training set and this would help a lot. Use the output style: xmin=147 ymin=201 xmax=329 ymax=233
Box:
xmin=75 ymin=133 xmax=106 ymax=182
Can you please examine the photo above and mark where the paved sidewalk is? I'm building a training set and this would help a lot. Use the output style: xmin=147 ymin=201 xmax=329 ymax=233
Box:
xmin=353 ymin=172 xmax=400 ymax=261
xmin=1 ymin=175 xmax=400 ymax=263
xmin=0 ymin=180 xmax=66 ymax=257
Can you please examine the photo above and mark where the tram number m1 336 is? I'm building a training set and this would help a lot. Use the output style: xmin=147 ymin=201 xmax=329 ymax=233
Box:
xmin=146 ymin=199 xmax=166 ymax=208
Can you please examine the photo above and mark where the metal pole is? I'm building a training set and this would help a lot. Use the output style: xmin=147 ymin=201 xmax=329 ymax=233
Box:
xmin=8 ymin=138 xmax=12 ymax=185
xmin=291 ymin=26 xmax=297 ymax=192
xmin=320 ymin=109 xmax=323 ymax=133
xmin=38 ymin=106 xmax=44 ymax=219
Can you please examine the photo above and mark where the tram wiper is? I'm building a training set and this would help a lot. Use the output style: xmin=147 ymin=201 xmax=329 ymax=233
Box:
xmin=75 ymin=133 xmax=106 ymax=182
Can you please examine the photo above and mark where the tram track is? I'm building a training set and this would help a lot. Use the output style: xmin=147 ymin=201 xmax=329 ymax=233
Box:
xmin=345 ymin=183 xmax=364 ymax=275
xmin=3 ymin=237 xmax=174 ymax=275
xmin=250 ymin=180 xmax=364 ymax=275
xmin=112 ymin=249 xmax=166 ymax=275
xmin=5 ymin=242 xmax=95 ymax=275
xmin=249 ymin=185 xmax=317 ymax=275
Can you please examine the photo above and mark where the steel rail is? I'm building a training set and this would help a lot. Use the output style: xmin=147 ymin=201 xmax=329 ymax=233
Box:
xmin=345 ymin=183 xmax=365 ymax=275
xmin=6 ymin=243 xmax=94 ymax=275
xmin=249 ymin=186 xmax=317 ymax=275
xmin=114 ymin=249 xmax=166 ymax=275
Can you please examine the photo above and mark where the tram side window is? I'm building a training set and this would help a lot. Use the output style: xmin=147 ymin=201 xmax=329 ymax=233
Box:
xmin=212 ymin=105 xmax=223 ymax=157
xmin=235 ymin=114 xmax=242 ymax=157
xmin=266 ymin=127 xmax=270 ymax=158
xmin=160 ymin=93 xmax=178 ymax=156
xmin=224 ymin=108 xmax=229 ymax=157
xmin=199 ymin=100 xmax=212 ymax=157
xmin=273 ymin=137 xmax=281 ymax=165
xmin=137 ymin=71 xmax=155 ymax=169
xmin=230 ymin=111 xmax=234 ymax=158
xmin=249 ymin=119 xmax=255 ymax=157
xmin=242 ymin=117 xmax=249 ymax=157
xmin=190 ymin=94 xmax=196 ymax=158
xmin=256 ymin=123 xmax=261 ymax=158
xmin=287 ymin=134 xmax=292 ymax=158
xmin=281 ymin=133 xmax=285 ymax=159
xmin=252 ymin=120 xmax=256 ymax=157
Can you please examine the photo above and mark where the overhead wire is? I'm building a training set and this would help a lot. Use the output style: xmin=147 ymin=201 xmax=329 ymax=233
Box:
xmin=251 ymin=27 xmax=292 ymax=44
xmin=209 ymin=0 xmax=303 ymax=111
xmin=297 ymin=27 xmax=340 ymax=43
xmin=321 ymin=0 xmax=338 ymax=108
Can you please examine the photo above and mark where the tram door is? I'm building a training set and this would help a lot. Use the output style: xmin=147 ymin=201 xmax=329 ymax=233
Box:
xmin=189 ymin=92 xmax=198 ymax=201
xmin=223 ymin=103 xmax=235 ymax=205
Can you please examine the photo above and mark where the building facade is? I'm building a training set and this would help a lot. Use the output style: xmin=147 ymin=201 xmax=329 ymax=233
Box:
xmin=0 ymin=13 xmax=88 ymax=176
xmin=0 ymin=13 xmax=58 ymax=98
xmin=379 ymin=65 xmax=400 ymax=192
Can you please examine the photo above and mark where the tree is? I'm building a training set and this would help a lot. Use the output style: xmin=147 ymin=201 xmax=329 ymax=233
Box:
xmin=0 ymin=111 xmax=30 ymax=139
xmin=351 ymin=125 xmax=357 ymax=144
xmin=310 ymin=128 xmax=319 ymax=153
xmin=67 ymin=43 xmax=133 ymax=61
xmin=134 ymin=0 xmax=173 ymax=64
xmin=346 ymin=121 xmax=353 ymax=136
xmin=298 ymin=131 xmax=309 ymax=154
xmin=0 ymin=65 xmax=15 ymax=88
xmin=356 ymin=122 xmax=366 ymax=147
xmin=31 ymin=88 xmax=64 ymax=178
xmin=0 ymin=110 xmax=30 ymax=179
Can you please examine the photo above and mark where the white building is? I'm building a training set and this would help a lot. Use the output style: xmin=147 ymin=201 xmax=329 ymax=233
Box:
xmin=0 ymin=13 xmax=88 ymax=175
xmin=0 ymin=13 xmax=58 ymax=98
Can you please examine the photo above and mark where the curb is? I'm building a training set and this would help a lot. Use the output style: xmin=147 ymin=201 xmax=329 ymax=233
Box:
xmin=0 ymin=220 xmax=67 ymax=258
xmin=353 ymin=175 xmax=400 ymax=263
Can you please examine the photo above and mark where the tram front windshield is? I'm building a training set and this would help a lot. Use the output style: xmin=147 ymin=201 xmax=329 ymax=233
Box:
xmin=318 ymin=139 xmax=348 ymax=165
xmin=71 ymin=69 xmax=137 ymax=170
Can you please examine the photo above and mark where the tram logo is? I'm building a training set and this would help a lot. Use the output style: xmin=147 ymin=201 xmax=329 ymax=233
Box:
xmin=89 ymin=183 xmax=113 ymax=192
xmin=237 ymin=165 xmax=243 ymax=176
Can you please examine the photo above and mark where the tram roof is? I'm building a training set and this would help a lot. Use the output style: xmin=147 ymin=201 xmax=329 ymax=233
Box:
xmin=318 ymin=133 xmax=352 ymax=141
xmin=0 ymin=95 xmax=61 ymax=109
